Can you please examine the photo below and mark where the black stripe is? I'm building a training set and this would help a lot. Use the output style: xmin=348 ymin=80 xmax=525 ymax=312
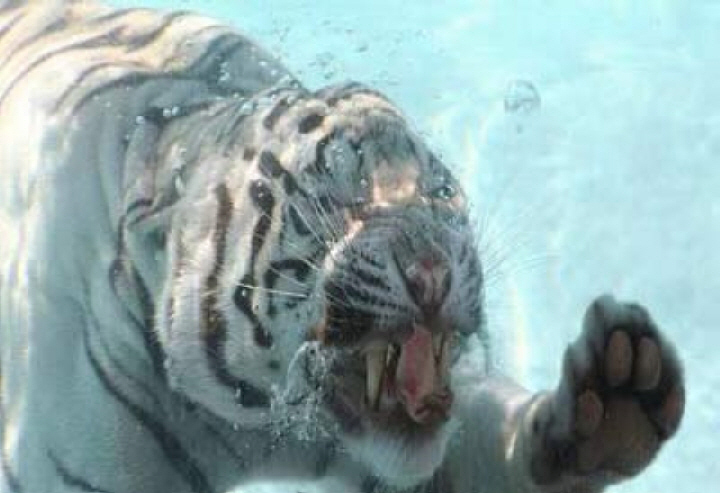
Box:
xmin=348 ymin=265 xmax=390 ymax=292
xmin=310 ymin=132 xmax=336 ymax=174
xmin=341 ymin=283 xmax=378 ymax=305
xmin=286 ymin=205 xmax=312 ymax=237
xmin=316 ymin=195 xmax=336 ymax=215
xmin=0 ymin=27 xmax=140 ymax=108
xmin=259 ymin=150 xmax=284 ymax=178
xmin=85 ymin=301 xmax=165 ymax=414
xmin=188 ymin=406 xmax=251 ymax=468
xmin=314 ymin=442 xmax=336 ymax=477
xmin=315 ymin=81 xmax=367 ymax=101
xmin=262 ymin=258 xmax=313 ymax=317
xmin=281 ymin=172 xmax=299 ymax=196
xmin=124 ymin=198 xmax=154 ymax=221
xmin=262 ymin=270 xmax=280 ymax=318
xmin=186 ymin=35 xmax=255 ymax=92
xmin=109 ymin=212 xmax=167 ymax=381
xmin=0 ymin=1 xmax=23 ymax=14
xmin=356 ymin=105 xmax=402 ymax=123
xmin=86 ymin=8 xmax=146 ymax=26
xmin=231 ymin=276 xmax=274 ymax=350
xmin=358 ymin=250 xmax=385 ymax=270
xmin=0 ymin=443 xmax=22 ymax=493
xmin=140 ymin=101 xmax=214 ymax=127
xmin=467 ymin=251 xmax=480 ymax=278
xmin=262 ymin=269 xmax=279 ymax=291
xmin=324 ymin=302 xmax=376 ymax=345
xmin=239 ymin=181 xmax=276 ymax=347
xmin=70 ymin=35 xmax=246 ymax=112
xmin=361 ymin=476 xmax=380 ymax=493
xmin=257 ymin=150 xmax=300 ymax=196
xmin=125 ymin=12 xmax=191 ymax=52
xmin=52 ymin=61 xmax=120 ymax=112
xmin=48 ymin=451 xmax=114 ymax=493
xmin=349 ymin=139 xmax=367 ymax=176
xmin=324 ymin=86 xmax=389 ymax=107
xmin=83 ymin=324 xmax=214 ymax=493
xmin=107 ymin=261 xmax=162 ymax=379
xmin=249 ymin=179 xmax=275 ymax=214
xmin=297 ymin=112 xmax=325 ymax=134
xmin=15 ymin=18 xmax=66 ymax=51
xmin=270 ymin=258 xmax=312 ymax=283
xmin=242 ymin=147 xmax=256 ymax=161
xmin=131 ymin=268 xmax=167 ymax=379
xmin=262 ymin=96 xmax=291 ymax=130
xmin=0 ymin=11 xmax=24 ymax=41
xmin=458 ymin=242 xmax=469 ymax=265
xmin=217 ymin=103 xmax=253 ymax=149
xmin=204 ymin=186 xmax=271 ymax=405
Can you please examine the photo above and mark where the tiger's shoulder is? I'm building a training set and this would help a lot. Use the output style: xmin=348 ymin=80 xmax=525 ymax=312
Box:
xmin=0 ymin=0 xmax=293 ymax=225
xmin=0 ymin=1 xmax=290 ymax=119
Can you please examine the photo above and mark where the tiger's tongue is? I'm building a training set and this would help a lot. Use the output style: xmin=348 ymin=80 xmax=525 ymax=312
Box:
xmin=395 ymin=325 xmax=437 ymax=423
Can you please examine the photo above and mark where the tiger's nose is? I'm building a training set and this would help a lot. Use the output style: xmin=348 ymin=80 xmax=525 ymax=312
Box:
xmin=402 ymin=254 xmax=451 ymax=313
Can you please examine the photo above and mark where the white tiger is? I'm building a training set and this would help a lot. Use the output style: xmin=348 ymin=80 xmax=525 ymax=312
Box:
xmin=0 ymin=1 xmax=685 ymax=492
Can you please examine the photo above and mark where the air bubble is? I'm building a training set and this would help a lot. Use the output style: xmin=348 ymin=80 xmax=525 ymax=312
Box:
xmin=504 ymin=80 xmax=541 ymax=114
xmin=218 ymin=61 xmax=231 ymax=82
xmin=240 ymin=101 xmax=256 ymax=115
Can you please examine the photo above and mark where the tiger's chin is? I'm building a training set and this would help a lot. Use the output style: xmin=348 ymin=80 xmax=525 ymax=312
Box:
xmin=319 ymin=322 xmax=459 ymax=488
xmin=343 ymin=417 xmax=459 ymax=488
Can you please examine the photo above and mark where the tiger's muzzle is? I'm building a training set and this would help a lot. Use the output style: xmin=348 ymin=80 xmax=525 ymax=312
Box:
xmin=314 ymin=208 xmax=460 ymax=430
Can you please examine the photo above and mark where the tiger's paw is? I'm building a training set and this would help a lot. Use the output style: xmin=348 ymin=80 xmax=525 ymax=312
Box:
xmin=530 ymin=295 xmax=685 ymax=486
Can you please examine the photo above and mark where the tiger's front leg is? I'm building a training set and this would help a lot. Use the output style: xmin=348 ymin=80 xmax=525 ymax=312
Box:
xmin=445 ymin=295 xmax=685 ymax=493
xmin=524 ymin=295 xmax=685 ymax=491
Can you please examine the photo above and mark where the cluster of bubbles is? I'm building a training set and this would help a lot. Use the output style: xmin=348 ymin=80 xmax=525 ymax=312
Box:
xmin=269 ymin=342 xmax=339 ymax=444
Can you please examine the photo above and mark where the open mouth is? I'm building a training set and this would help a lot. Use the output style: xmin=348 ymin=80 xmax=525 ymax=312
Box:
xmin=362 ymin=323 xmax=453 ymax=426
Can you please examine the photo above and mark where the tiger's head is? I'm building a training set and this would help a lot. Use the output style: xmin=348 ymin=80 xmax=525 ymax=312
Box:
xmin=139 ymin=82 xmax=484 ymax=488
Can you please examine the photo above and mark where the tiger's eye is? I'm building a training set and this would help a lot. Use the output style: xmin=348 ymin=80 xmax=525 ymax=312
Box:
xmin=431 ymin=184 xmax=457 ymax=200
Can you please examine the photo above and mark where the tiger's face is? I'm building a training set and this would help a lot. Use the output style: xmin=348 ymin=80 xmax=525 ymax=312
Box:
xmin=155 ymin=83 xmax=483 ymax=487
xmin=265 ymin=85 xmax=484 ymax=485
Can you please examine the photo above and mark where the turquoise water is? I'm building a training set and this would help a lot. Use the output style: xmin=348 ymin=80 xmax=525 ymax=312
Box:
xmin=109 ymin=1 xmax=719 ymax=491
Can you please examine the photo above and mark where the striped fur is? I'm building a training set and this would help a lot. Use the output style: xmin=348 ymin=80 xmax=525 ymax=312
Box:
xmin=0 ymin=2 xmax=485 ymax=492
xmin=0 ymin=2 xmax=684 ymax=493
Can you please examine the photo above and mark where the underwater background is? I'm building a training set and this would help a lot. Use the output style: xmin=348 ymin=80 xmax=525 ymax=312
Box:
xmin=108 ymin=1 xmax=718 ymax=492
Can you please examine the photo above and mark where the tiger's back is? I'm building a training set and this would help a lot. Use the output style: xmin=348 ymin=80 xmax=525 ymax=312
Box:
xmin=0 ymin=2 xmax=315 ymax=492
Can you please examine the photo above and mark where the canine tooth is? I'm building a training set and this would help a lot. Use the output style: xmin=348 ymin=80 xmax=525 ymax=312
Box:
xmin=439 ymin=335 xmax=450 ymax=380
xmin=386 ymin=344 xmax=397 ymax=366
xmin=433 ymin=333 xmax=444 ymax=359
xmin=366 ymin=347 xmax=387 ymax=410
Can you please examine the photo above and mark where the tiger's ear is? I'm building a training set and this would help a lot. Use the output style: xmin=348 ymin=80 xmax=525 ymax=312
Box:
xmin=122 ymin=109 xmax=179 ymax=239
xmin=118 ymin=112 xmax=184 ymax=294
xmin=121 ymin=97 xmax=214 ymax=238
